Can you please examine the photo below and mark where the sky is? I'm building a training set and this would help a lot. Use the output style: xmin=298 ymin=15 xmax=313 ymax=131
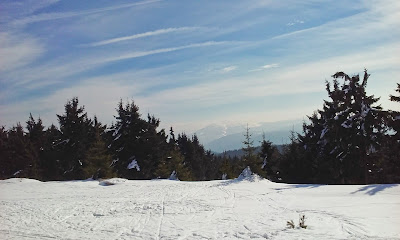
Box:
xmin=0 ymin=0 xmax=399 ymax=134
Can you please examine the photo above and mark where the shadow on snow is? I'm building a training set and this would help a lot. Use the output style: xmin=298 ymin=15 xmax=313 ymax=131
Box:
xmin=350 ymin=184 xmax=398 ymax=195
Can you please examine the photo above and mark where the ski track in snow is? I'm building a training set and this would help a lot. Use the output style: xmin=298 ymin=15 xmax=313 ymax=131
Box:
xmin=0 ymin=178 xmax=399 ymax=240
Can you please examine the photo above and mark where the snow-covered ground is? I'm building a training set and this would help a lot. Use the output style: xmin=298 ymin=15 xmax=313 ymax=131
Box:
xmin=0 ymin=177 xmax=399 ymax=240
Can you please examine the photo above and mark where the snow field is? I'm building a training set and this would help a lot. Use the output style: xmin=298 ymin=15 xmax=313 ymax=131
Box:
xmin=0 ymin=178 xmax=399 ymax=239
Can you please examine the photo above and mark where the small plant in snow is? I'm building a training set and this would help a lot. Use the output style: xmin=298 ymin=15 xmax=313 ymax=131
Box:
xmin=299 ymin=214 xmax=307 ymax=229
xmin=286 ymin=214 xmax=307 ymax=229
xmin=286 ymin=220 xmax=295 ymax=229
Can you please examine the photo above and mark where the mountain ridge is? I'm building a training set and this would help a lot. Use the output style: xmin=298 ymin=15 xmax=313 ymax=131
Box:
xmin=193 ymin=119 xmax=304 ymax=153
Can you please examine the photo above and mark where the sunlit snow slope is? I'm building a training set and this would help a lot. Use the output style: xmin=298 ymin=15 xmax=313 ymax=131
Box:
xmin=0 ymin=178 xmax=399 ymax=239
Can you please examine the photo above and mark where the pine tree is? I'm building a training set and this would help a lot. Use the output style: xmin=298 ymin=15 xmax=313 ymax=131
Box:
xmin=108 ymin=100 xmax=144 ymax=179
xmin=241 ymin=125 xmax=262 ymax=176
xmin=155 ymin=149 xmax=193 ymax=181
xmin=218 ymin=155 xmax=235 ymax=179
xmin=1 ymin=124 xmax=38 ymax=179
xmin=0 ymin=126 xmax=10 ymax=179
xmin=300 ymin=70 xmax=386 ymax=184
xmin=259 ymin=133 xmax=277 ymax=180
xmin=389 ymin=83 xmax=400 ymax=139
xmin=279 ymin=131 xmax=310 ymax=183
xmin=176 ymin=133 xmax=213 ymax=180
xmin=83 ymin=119 xmax=114 ymax=179
xmin=56 ymin=97 xmax=93 ymax=180
xmin=25 ymin=114 xmax=46 ymax=179
xmin=41 ymin=124 xmax=63 ymax=180
xmin=169 ymin=127 xmax=176 ymax=144
xmin=381 ymin=83 xmax=400 ymax=183
xmin=108 ymin=100 xmax=168 ymax=179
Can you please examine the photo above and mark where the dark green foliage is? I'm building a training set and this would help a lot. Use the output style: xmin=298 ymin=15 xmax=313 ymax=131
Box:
xmin=108 ymin=100 xmax=169 ymax=179
xmin=241 ymin=125 xmax=263 ymax=177
xmin=279 ymin=131 xmax=311 ymax=183
xmin=0 ymin=126 xmax=9 ymax=179
xmin=56 ymin=97 xmax=93 ymax=180
xmin=83 ymin=119 xmax=114 ymax=179
xmin=0 ymin=124 xmax=38 ymax=179
xmin=380 ymin=83 xmax=400 ymax=183
xmin=176 ymin=133 xmax=215 ymax=180
xmin=1 ymin=76 xmax=399 ymax=184
xmin=259 ymin=133 xmax=278 ymax=180
xmin=41 ymin=124 xmax=63 ymax=180
xmin=298 ymin=70 xmax=386 ymax=184
xmin=217 ymin=155 xmax=236 ymax=179
xmin=155 ymin=149 xmax=193 ymax=181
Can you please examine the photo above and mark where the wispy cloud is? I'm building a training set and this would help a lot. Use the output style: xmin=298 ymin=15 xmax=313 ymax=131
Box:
xmin=0 ymin=32 xmax=44 ymax=73
xmin=100 ymin=41 xmax=237 ymax=63
xmin=85 ymin=27 xmax=202 ymax=47
xmin=136 ymin=42 xmax=400 ymax=112
xmin=0 ymin=0 xmax=60 ymax=21
xmin=286 ymin=19 xmax=304 ymax=26
xmin=3 ymin=40 xmax=240 ymax=90
xmin=11 ymin=0 xmax=161 ymax=25
xmin=262 ymin=64 xmax=279 ymax=69
xmin=250 ymin=63 xmax=279 ymax=72
xmin=221 ymin=66 xmax=237 ymax=73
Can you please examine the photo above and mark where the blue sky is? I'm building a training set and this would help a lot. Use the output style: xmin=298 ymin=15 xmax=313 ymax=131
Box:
xmin=0 ymin=0 xmax=399 ymax=133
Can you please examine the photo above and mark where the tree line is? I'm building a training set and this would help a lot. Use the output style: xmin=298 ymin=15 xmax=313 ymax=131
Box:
xmin=0 ymin=70 xmax=399 ymax=184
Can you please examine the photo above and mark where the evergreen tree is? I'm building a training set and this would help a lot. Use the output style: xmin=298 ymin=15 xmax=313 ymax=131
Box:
xmin=176 ymin=133 xmax=213 ymax=180
xmin=1 ymin=124 xmax=38 ymax=178
xmin=169 ymin=127 xmax=176 ymax=144
xmin=218 ymin=154 xmax=235 ymax=179
xmin=25 ymin=114 xmax=46 ymax=179
xmin=259 ymin=133 xmax=277 ymax=180
xmin=108 ymin=100 xmax=168 ymax=179
xmin=381 ymin=83 xmax=400 ymax=183
xmin=0 ymin=126 xmax=10 ymax=179
xmin=279 ymin=131 xmax=310 ymax=183
xmin=41 ymin=124 xmax=63 ymax=180
xmin=389 ymin=83 xmax=400 ymax=139
xmin=155 ymin=149 xmax=192 ymax=181
xmin=56 ymin=97 xmax=93 ymax=180
xmin=241 ymin=125 xmax=263 ymax=176
xmin=300 ymin=70 xmax=386 ymax=184
xmin=108 ymin=100 xmax=145 ymax=179
xmin=83 ymin=118 xmax=114 ymax=179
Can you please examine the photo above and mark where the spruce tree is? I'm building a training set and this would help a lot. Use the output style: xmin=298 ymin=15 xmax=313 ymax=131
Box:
xmin=176 ymin=133 xmax=213 ymax=180
xmin=108 ymin=100 xmax=144 ymax=179
xmin=41 ymin=124 xmax=63 ymax=180
xmin=0 ymin=126 xmax=10 ymax=179
xmin=279 ymin=131 xmax=309 ymax=183
xmin=25 ymin=114 xmax=46 ymax=179
xmin=300 ymin=70 xmax=386 ymax=184
xmin=241 ymin=125 xmax=262 ymax=176
xmin=218 ymin=155 xmax=235 ymax=179
xmin=2 ymin=124 xmax=38 ymax=179
xmin=108 ymin=100 xmax=168 ymax=179
xmin=259 ymin=133 xmax=277 ymax=180
xmin=56 ymin=97 xmax=92 ymax=180
xmin=83 ymin=119 xmax=114 ymax=179
xmin=155 ymin=149 xmax=192 ymax=181
xmin=382 ymin=83 xmax=400 ymax=182
xmin=389 ymin=83 xmax=400 ymax=139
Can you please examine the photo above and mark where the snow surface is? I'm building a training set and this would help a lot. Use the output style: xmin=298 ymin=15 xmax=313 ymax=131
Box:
xmin=0 ymin=178 xmax=399 ymax=239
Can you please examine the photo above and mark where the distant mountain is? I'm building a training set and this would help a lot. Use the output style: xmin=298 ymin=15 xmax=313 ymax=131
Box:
xmin=194 ymin=120 xmax=303 ymax=153
xmin=216 ymin=145 xmax=285 ymax=158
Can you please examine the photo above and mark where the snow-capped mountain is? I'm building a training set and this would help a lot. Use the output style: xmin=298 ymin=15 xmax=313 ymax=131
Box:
xmin=194 ymin=120 xmax=304 ymax=153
